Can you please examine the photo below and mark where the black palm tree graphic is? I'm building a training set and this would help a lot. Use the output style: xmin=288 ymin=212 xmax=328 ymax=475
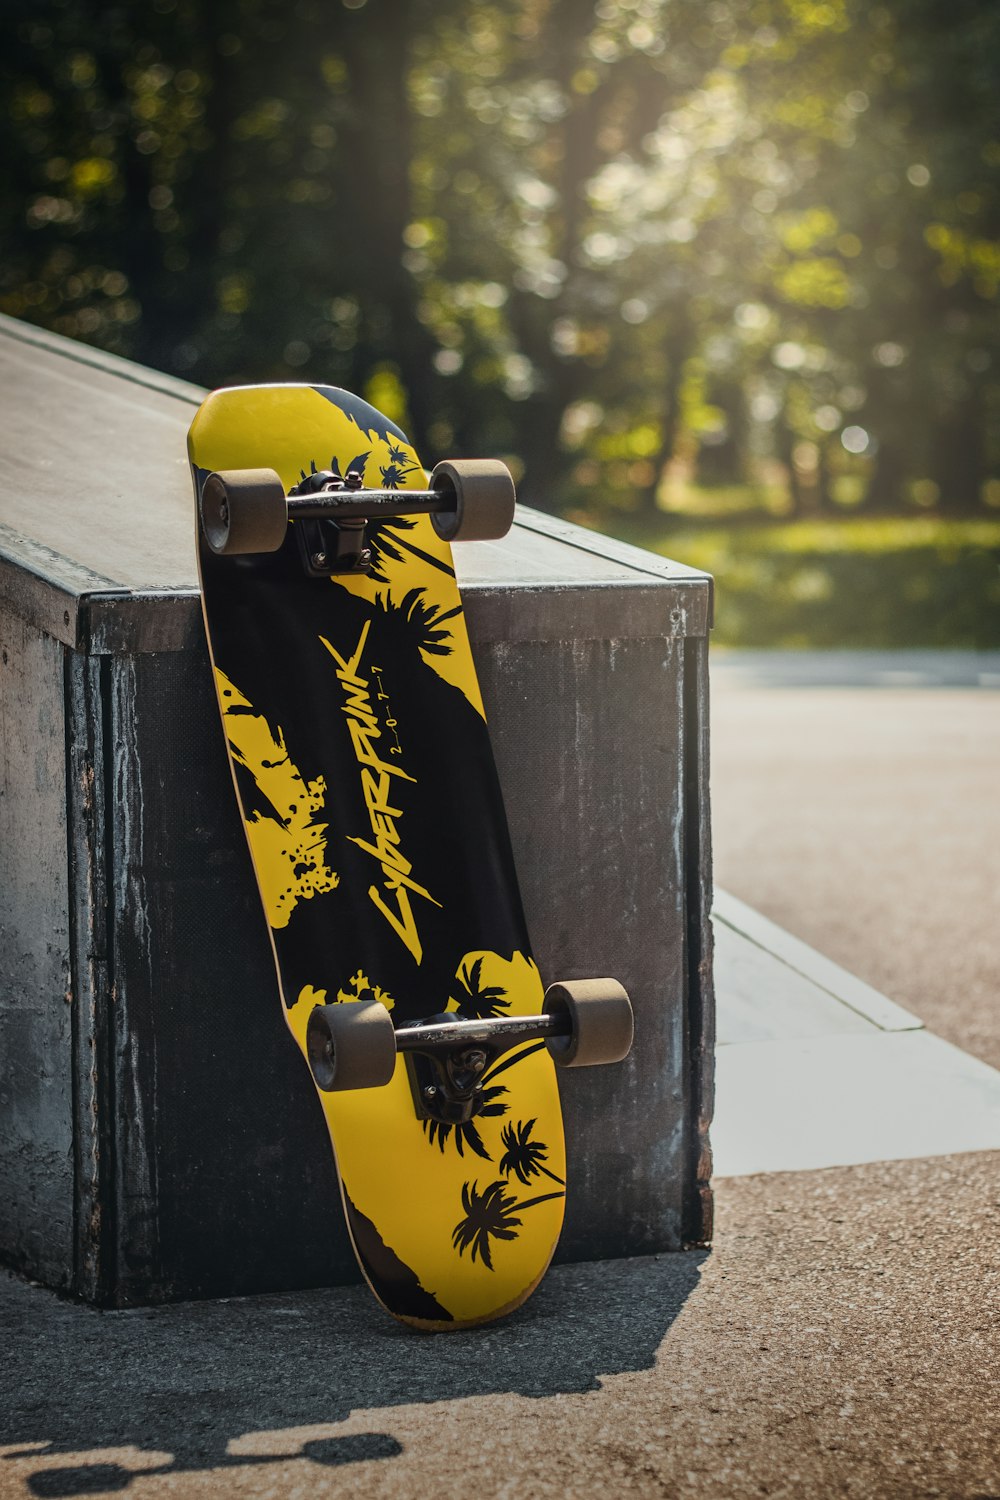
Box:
xmin=376 ymin=588 xmax=462 ymax=657
xmin=370 ymin=521 xmax=456 ymax=579
xmin=471 ymin=1041 xmax=549 ymax=1100
xmin=452 ymin=1179 xmax=564 ymax=1271
xmin=451 ymin=956 xmax=509 ymax=1019
xmin=366 ymin=517 xmax=419 ymax=583
xmin=297 ymin=452 xmax=371 ymax=489
xmin=498 ymin=1118 xmax=565 ymax=1186
xmin=381 ymin=443 xmax=421 ymax=488
xmin=423 ymin=1084 xmax=508 ymax=1160
xmin=329 ymin=451 xmax=371 ymax=481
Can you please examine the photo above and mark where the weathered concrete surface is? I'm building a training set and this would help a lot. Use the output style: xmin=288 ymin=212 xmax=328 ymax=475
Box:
xmin=711 ymin=659 xmax=1000 ymax=1071
xmin=2 ymin=1151 xmax=997 ymax=1498
xmin=0 ymin=605 xmax=74 ymax=1287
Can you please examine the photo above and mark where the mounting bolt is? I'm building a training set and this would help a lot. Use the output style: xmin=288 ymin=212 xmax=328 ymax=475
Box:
xmin=423 ymin=1085 xmax=438 ymax=1101
xmin=360 ymin=548 xmax=372 ymax=564
xmin=311 ymin=551 xmax=327 ymax=568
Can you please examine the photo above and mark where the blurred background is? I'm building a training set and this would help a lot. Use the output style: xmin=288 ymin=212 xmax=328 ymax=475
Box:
xmin=3 ymin=0 xmax=999 ymax=647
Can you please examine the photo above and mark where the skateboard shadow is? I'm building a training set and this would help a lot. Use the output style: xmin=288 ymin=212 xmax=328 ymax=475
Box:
xmin=1 ymin=1251 xmax=704 ymax=1492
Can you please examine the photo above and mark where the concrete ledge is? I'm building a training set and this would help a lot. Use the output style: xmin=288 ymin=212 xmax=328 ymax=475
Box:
xmin=712 ymin=889 xmax=1000 ymax=1177
xmin=713 ymin=889 xmax=922 ymax=1034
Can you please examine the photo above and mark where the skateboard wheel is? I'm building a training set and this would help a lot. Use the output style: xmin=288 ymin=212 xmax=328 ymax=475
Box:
xmin=306 ymin=1000 xmax=397 ymax=1092
xmin=429 ymin=459 xmax=516 ymax=543
xmin=542 ymin=979 xmax=633 ymax=1068
xmin=200 ymin=468 xmax=288 ymax=555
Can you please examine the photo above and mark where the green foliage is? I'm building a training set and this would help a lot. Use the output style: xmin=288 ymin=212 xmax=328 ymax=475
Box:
xmin=2 ymin=0 xmax=998 ymax=517
xmin=611 ymin=514 xmax=1000 ymax=647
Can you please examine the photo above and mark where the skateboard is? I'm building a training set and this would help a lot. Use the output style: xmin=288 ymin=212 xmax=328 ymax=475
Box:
xmin=189 ymin=383 xmax=633 ymax=1328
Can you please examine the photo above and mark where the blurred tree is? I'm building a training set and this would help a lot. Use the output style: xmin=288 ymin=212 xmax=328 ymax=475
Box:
xmin=2 ymin=0 xmax=997 ymax=513
xmin=717 ymin=0 xmax=1000 ymax=517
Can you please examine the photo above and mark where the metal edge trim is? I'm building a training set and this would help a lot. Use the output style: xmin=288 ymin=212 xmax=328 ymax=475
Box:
xmin=514 ymin=505 xmax=714 ymax=621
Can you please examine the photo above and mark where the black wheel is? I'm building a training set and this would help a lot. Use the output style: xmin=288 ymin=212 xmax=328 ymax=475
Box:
xmin=306 ymin=1000 xmax=398 ymax=1092
xmin=542 ymin=979 xmax=633 ymax=1068
xmin=429 ymin=459 xmax=516 ymax=543
xmin=200 ymin=468 xmax=288 ymax=556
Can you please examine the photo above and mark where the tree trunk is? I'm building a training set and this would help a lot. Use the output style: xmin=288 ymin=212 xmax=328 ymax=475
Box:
xmin=513 ymin=393 xmax=578 ymax=511
xmin=637 ymin=321 xmax=694 ymax=515
xmin=932 ymin=391 xmax=986 ymax=513
xmin=694 ymin=376 xmax=747 ymax=488
xmin=337 ymin=0 xmax=442 ymax=453
xmin=863 ymin=439 xmax=908 ymax=513
xmin=816 ymin=440 xmax=833 ymax=513
xmin=775 ymin=412 xmax=805 ymax=517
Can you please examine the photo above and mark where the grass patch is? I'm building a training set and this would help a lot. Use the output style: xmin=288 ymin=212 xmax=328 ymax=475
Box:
xmin=604 ymin=515 xmax=1000 ymax=648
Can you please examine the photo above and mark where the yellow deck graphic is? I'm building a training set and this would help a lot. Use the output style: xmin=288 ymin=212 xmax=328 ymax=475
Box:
xmin=215 ymin=669 xmax=339 ymax=929
xmin=191 ymin=383 xmax=565 ymax=1328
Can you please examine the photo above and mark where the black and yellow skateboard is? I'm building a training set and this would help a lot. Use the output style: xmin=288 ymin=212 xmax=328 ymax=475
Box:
xmin=189 ymin=383 xmax=632 ymax=1328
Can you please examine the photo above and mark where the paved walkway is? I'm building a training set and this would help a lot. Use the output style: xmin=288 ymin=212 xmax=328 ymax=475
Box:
xmin=710 ymin=648 xmax=1000 ymax=691
xmin=711 ymin=649 xmax=1000 ymax=1071
xmin=713 ymin=890 xmax=1000 ymax=1176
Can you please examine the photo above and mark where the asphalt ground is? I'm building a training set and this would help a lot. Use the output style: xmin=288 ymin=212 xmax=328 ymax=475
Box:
xmin=3 ymin=652 xmax=996 ymax=1499
xmin=710 ymin=652 xmax=1000 ymax=1072
xmin=1 ymin=1151 xmax=997 ymax=1499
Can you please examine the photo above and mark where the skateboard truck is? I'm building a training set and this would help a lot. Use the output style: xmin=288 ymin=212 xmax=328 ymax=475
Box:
xmin=200 ymin=458 xmax=518 ymax=574
xmin=306 ymin=980 xmax=634 ymax=1126
xmin=289 ymin=468 xmax=372 ymax=577
xmin=397 ymin=1011 xmax=569 ymax=1126
xmin=288 ymin=468 xmax=448 ymax=578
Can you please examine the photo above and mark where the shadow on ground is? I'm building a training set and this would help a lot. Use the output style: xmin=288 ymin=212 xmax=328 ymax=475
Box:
xmin=0 ymin=1251 xmax=703 ymax=1493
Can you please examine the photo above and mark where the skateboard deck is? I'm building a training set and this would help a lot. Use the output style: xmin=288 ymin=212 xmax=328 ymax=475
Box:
xmin=190 ymin=384 xmax=566 ymax=1328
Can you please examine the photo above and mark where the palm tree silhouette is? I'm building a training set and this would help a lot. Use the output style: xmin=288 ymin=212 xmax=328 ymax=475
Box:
xmin=295 ymin=452 xmax=371 ymax=490
xmin=452 ymin=1179 xmax=564 ymax=1270
xmin=498 ymin=1118 xmax=565 ymax=1186
xmin=376 ymin=587 xmax=462 ymax=657
xmin=451 ymin=956 xmax=509 ymax=1019
xmin=380 ymin=443 xmax=421 ymax=489
xmin=401 ymin=589 xmax=462 ymax=656
xmin=423 ymin=1084 xmax=508 ymax=1160
xmin=467 ymin=1040 xmax=548 ymax=1100
xmin=330 ymin=451 xmax=371 ymax=481
xmin=366 ymin=517 xmax=420 ymax=583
